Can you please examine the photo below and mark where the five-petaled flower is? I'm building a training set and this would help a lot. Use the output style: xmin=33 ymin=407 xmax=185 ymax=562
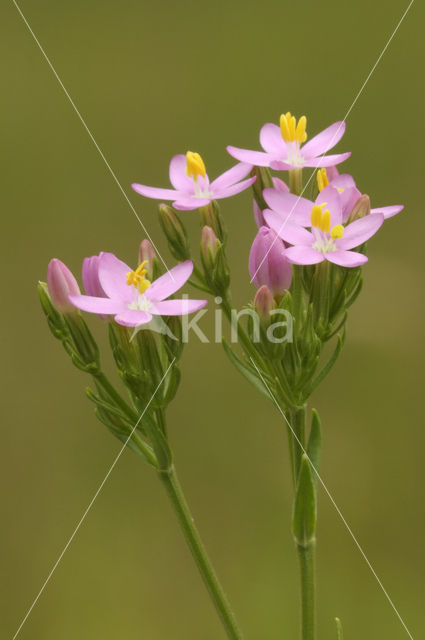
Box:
xmin=69 ymin=253 xmax=207 ymax=327
xmin=227 ymin=112 xmax=351 ymax=171
xmin=263 ymin=185 xmax=384 ymax=267
xmin=132 ymin=152 xmax=255 ymax=211
xmin=316 ymin=167 xmax=404 ymax=222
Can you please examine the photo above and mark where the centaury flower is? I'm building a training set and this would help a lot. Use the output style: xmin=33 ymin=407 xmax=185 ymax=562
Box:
xmin=263 ymin=186 xmax=384 ymax=267
xmin=316 ymin=167 xmax=404 ymax=222
xmin=69 ymin=253 xmax=207 ymax=326
xmin=227 ymin=113 xmax=350 ymax=171
xmin=132 ymin=152 xmax=255 ymax=211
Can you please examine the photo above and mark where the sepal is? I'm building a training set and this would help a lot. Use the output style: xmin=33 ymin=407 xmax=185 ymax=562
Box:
xmin=292 ymin=454 xmax=317 ymax=547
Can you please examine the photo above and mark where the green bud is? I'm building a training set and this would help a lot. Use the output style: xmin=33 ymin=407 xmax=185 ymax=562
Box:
xmin=138 ymin=238 xmax=161 ymax=281
xmin=158 ymin=204 xmax=190 ymax=261
xmin=200 ymin=225 xmax=219 ymax=272
xmin=347 ymin=194 xmax=371 ymax=224
xmin=252 ymin=166 xmax=274 ymax=209
xmin=254 ymin=284 xmax=275 ymax=325
xmin=198 ymin=201 xmax=227 ymax=244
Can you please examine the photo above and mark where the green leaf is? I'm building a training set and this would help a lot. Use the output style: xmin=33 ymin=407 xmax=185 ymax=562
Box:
xmin=306 ymin=410 xmax=322 ymax=487
xmin=335 ymin=617 xmax=344 ymax=640
xmin=292 ymin=454 xmax=317 ymax=547
xmin=222 ymin=339 xmax=274 ymax=401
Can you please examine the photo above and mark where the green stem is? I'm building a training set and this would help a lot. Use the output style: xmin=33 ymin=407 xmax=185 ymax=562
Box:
xmin=160 ymin=466 xmax=244 ymax=640
xmin=296 ymin=542 xmax=315 ymax=640
xmin=289 ymin=168 xmax=303 ymax=195
xmin=290 ymin=406 xmax=306 ymax=482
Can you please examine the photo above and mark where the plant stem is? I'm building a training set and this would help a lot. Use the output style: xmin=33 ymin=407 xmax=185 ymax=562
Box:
xmin=160 ymin=466 xmax=244 ymax=640
xmin=296 ymin=541 xmax=316 ymax=640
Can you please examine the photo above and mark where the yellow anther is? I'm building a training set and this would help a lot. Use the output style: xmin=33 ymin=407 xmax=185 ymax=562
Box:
xmin=280 ymin=112 xmax=307 ymax=144
xmin=317 ymin=168 xmax=329 ymax=192
xmin=319 ymin=209 xmax=331 ymax=234
xmin=186 ymin=151 xmax=206 ymax=180
xmin=330 ymin=224 xmax=344 ymax=239
xmin=126 ymin=260 xmax=151 ymax=294
xmin=310 ymin=204 xmax=323 ymax=228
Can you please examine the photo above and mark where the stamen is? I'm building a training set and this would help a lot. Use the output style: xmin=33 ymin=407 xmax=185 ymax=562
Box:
xmin=186 ymin=151 xmax=206 ymax=181
xmin=126 ymin=260 xmax=151 ymax=294
xmin=330 ymin=224 xmax=344 ymax=239
xmin=320 ymin=209 xmax=331 ymax=234
xmin=310 ymin=204 xmax=323 ymax=228
xmin=317 ymin=168 xmax=329 ymax=192
xmin=280 ymin=112 xmax=307 ymax=143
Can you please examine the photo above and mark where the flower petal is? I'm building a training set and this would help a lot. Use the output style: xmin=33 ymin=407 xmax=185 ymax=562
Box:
xmin=150 ymin=299 xmax=207 ymax=315
xmin=303 ymin=152 xmax=351 ymax=167
xmin=285 ymin=245 xmax=324 ymax=265
xmin=214 ymin=176 xmax=256 ymax=199
xmin=114 ymin=310 xmax=153 ymax=327
xmin=337 ymin=213 xmax=384 ymax=250
xmin=210 ymin=163 xmax=253 ymax=190
xmin=226 ymin=146 xmax=271 ymax=167
xmin=68 ymin=294 xmax=127 ymax=314
xmin=272 ymin=177 xmax=289 ymax=193
xmin=264 ymin=210 xmax=314 ymax=245
xmin=131 ymin=183 xmax=180 ymax=200
xmin=97 ymin=253 xmax=134 ymax=302
xmin=259 ymin=123 xmax=286 ymax=154
xmin=330 ymin=173 xmax=356 ymax=189
xmin=316 ymin=185 xmax=342 ymax=226
xmin=326 ymin=250 xmax=368 ymax=267
xmin=302 ymin=121 xmax=346 ymax=158
xmin=173 ymin=197 xmax=211 ymax=210
xmin=169 ymin=154 xmax=193 ymax=190
xmin=147 ymin=260 xmax=193 ymax=301
xmin=370 ymin=205 xmax=404 ymax=219
xmin=263 ymin=189 xmax=313 ymax=226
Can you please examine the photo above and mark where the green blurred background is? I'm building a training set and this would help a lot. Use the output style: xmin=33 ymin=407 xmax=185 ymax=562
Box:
xmin=2 ymin=0 xmax=424 ymax=638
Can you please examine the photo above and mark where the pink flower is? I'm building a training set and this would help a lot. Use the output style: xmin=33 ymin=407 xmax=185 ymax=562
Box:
xmin=263 ymin=186 xmax=384 ymax=268
xmin=132 ymin=152 xmax=255 ymax=211
xmin=69 ymin=253 xmax=207 ymax=327
xmin=249 ymin=226 xmax=292 ymax=295
xmin=47 ymin=259 xmax=81 ymax=313
xmin=227 ymin=112 xmax=350 ymax=171
xmin=317 ymin=167 xmax=404 ymax=222
xmin=253 ymin=177 xmax=289 ymax=227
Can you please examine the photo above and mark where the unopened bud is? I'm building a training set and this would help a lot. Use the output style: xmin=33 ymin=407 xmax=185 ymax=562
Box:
xmin=138 ymin=239 xmax=157 ymax=281
xmin=200 ymin=225 xmax=219 ymax=272
xmin=158 ymin=204 xmax=190 ymax=261
xmin=47 ymin=258 xmax=80 ymax=313
xmin=249 ymin=227 xmax=292 ymax=298
xmin=347 ymin=194 xmax=371 ymax=223
xmin=198 ymin=201 xmax=226 ymax=243
xmin=254 ymin=285 xmax=275 ymax=324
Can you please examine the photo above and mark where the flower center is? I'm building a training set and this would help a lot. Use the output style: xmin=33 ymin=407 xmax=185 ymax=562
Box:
xmin=317 ymin=168 xmax=329 ymax=192
xmin=126 ymin=261 xmax=151 ymax=294
xmin=186 ymin=151 xmax=206 ymax=181
xmin=310 ymin=204 xmax=344 ymax=253
xmin=280 ymin=112 xmax=307 ymax=144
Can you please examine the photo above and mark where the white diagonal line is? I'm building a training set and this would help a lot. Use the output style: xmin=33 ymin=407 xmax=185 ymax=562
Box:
xmin=12 ymin=0 xmax=173 ymax=278
xmin=250 ymin=0 xmax=415 ymax=284
xmin=249 ymin=357 xmax=414 ymax=640
xmin=11 ymin=358 xmax=175 ymax=640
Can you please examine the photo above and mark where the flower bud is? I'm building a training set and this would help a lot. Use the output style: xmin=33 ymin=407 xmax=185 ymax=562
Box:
xmin=249 ymin=227 xmax=292 ymax=298
xmin=347 ymin=194 xmax=371 ymax=223
xmin=200 ymin=225 xmax=219 ymax=272
xmin=47 ymin=258 xmax=80 ymax=313
xmin=254 ymin=285 xmax=275 ymax=324
xmin=199 ymin=201 xmax=226 ymax=243
xmin=158 ymin=204 xmax=190 ymax=261
xmin=138 ymin=239 xmax=157 ymax=281
xmin=82 ymin=255 xmax=105 ymax=297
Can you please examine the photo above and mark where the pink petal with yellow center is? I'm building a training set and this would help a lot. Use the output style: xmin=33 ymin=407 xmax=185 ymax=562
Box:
xmin=226 ymin=146 xmax=271 ymax=167
xmin=264 ymin=210 xmax=314 ymax=245
xmin=169 ymin=154 xmax=194 ymax=191
xmin=263 ymin=189 xmax=313 ymax=226
xmin=259 ymin=123 xmax=287 ymax=154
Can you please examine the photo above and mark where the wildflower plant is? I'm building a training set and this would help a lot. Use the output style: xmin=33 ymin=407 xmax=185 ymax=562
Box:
xmin=39 ymin=111 xmax=403 ymax=640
